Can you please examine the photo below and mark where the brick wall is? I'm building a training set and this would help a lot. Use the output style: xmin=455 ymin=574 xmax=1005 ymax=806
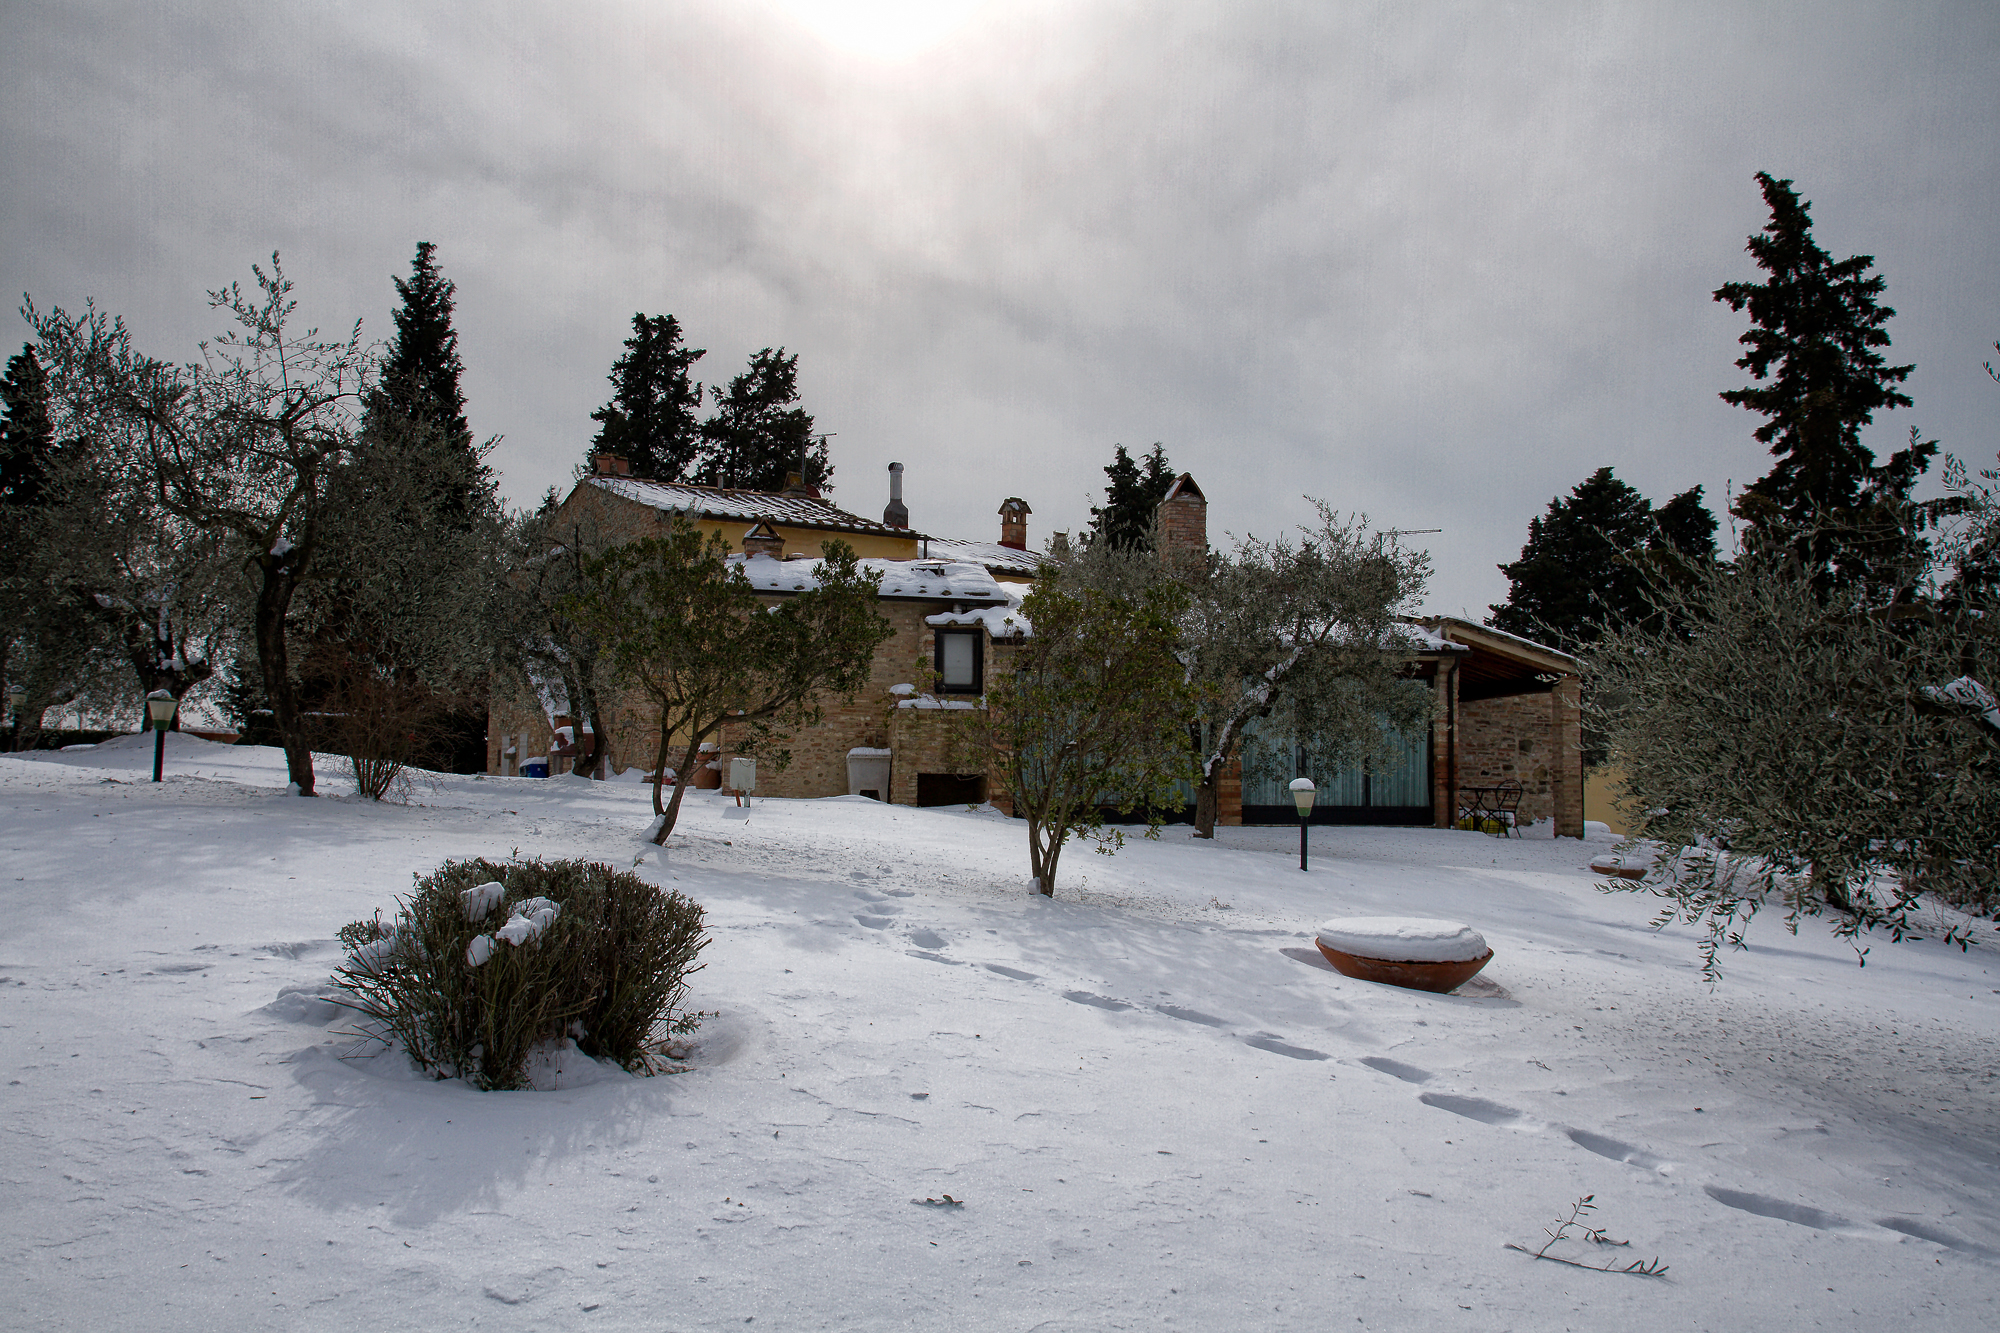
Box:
xmin=1158 ymin=494 xmax=1206 ymax=564
xmin=1457 ymin=686 xmax=1582 ymax=835
xmin=714 ymin=600 xmax=931 ymax=798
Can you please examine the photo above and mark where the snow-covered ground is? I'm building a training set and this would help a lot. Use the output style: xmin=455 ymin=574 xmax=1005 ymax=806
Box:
xmin=2 ymin=734 xmax=1994 ymax=1331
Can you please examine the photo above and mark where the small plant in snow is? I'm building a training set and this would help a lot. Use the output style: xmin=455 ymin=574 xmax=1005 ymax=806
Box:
xmin=1505 ymin=1195 xmax=1669 ymax=1277
xmin=333 ymin=857 xmax=708 ymax=1090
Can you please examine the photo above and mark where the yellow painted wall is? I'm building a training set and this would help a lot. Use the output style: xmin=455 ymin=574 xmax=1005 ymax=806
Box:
xmin=1584 ymin=765 xmax=1638 ymax=836
xmin=558 ymin=483 xmax=923 ymax=562
xmin=718 ymin=522 xmax=922 ymax=561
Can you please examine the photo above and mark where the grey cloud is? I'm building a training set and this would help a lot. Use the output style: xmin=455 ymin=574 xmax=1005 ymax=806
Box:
xmin=3 ymin=0 xmax=1995 ymax=618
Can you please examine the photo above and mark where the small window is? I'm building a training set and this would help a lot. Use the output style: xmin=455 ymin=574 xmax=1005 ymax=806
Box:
xmin=935 ymin=629 xmax=983 ymax=693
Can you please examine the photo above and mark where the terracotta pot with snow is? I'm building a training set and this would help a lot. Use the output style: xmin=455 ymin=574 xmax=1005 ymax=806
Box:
xmin=1313 ymin=917 xmax=1493 ymax=993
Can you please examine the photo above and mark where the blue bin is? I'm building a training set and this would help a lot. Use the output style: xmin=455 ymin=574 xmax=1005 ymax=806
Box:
xmin=523 ymin=757 xmax=549 ymax=778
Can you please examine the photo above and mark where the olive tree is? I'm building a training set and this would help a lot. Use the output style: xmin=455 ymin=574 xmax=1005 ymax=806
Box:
xmin=568 ymin=522 xmax=893 ymax=843
xmin=958 ymin=544 xmax=1198 ymax=895
xmin=1587 ymin=531 xmax=1998 ymax=979
xmin=1180 ymin=504 xmax=1433 ymax=838
xmin=29 ymin=257 xmax=368 ymax=794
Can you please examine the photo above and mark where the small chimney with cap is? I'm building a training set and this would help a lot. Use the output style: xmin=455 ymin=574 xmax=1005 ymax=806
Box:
xmin=998 ymin=497 xmax=1031 ymax=550
xmin=592 ymin=453 xmax=630 ymax=477
xmin=740 ymin=522 xmax=784 ymax=560
xmin=884 ymin=462 xmax=909 ymax=529
xmin=1156 ymin=473 xmax=1207 ymax=564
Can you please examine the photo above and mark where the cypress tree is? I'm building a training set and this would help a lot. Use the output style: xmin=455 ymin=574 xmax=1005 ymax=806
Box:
xmin=1088 ymin=444 xmax=1175 ymax=550
xmin=694 ymin=347 xmax=825 ymax=493
xmin=369 ymin=242 xmax=487 ymax=525
xmin=1490 ymin=467 xmax=1717 ymax=651
xmin=0 ymin=343 xmax=53 ymax=507
xmin=589 ymin=314 xmax=708 ymax=483
xmin=379 ymin=243 xmax=469 ymax=442
xmin=1715 ymin=172 xmax=1930 ymax=591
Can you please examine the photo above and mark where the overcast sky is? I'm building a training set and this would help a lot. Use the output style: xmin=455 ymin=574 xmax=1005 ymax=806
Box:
xmin=5 ymin=0 xmax=1996 ymax=618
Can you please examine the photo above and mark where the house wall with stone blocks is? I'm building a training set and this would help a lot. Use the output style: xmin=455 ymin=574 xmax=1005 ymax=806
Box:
xmin=1455 ymin=685 xmax=1582 ymax=834
xmin=715 ymin=601 xmax=935 ymax=799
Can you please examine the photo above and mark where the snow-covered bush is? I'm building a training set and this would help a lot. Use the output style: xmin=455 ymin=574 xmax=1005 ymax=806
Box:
xmin=334 ymin=857 xmax=708 ymax=1089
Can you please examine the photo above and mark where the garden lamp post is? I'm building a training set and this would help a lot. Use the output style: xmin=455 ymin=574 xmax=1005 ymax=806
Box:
xmin=146 ymin=689 xmax=177 ymax=783
xmin=6 ymin=687 xmax=22 ymax=752
xmin=1290 ymin=777 xmax=1317 ymax=871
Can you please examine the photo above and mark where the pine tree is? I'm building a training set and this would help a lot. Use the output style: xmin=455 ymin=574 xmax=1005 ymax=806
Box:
xmin=1088 ymin=444 xmax=1175 ymax=550
xmin=588 ymin=314 xmax=707 ymax=483
xmin=695 ymin=347 xmax=825 ymax=492
xmin=369 ymin=243 xmax=488 ymax=525
xmin=0 ymin=343 xmax=53 ymax=507
xmin=1715 ymin=172 xmax=1930 ymax=590
xmin=378 ymin=243 xmax=469 ymax=442
xmin=1489 ymin=468 xmax=1716 ymax=651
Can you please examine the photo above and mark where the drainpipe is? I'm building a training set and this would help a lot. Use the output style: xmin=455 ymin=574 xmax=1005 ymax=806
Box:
xmin=1445 ymin=658 xmax=1459 ymax=827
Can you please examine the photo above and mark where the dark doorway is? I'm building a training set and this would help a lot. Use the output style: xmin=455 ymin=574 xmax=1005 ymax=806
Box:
xmin=917 ymin=773 xmax=985 ymax=806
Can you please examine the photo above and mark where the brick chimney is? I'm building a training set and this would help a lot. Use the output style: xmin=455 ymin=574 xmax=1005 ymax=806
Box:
xmin=740 ymin=522 xmax=784 ymax=559
xmin=1156 ymin=473 xmax=1207 ymax=563
xmin=884 ymin=462 xmax=909 ymax=529
xmin=592 ymin=453 xmax=630 ymax=477
xmin=998 ymin=497 xmax=1030 ymax=550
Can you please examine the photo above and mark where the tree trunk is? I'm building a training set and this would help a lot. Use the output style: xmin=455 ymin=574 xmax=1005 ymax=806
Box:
xmin=252 ymin=557 xmax=315 ymax=795
xmin=652 ymin=731 xmax=707 ymax=844
xmin=649 ymin=721 xmax=674 ymax=818
xmin=580 ymin=685 xmax=611 ymax=779
xmin=1193 ymin=774 xmax=1219 ymax=839
xmin=1813 ymin=865 xmax=1854 ymax=915
xmin=1026 ymin=814 xmax=1061 ymax=895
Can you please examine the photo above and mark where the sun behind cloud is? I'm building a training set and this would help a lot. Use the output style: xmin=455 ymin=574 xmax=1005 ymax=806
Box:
xmin=757 ymin=0 xmax=991 ymax=61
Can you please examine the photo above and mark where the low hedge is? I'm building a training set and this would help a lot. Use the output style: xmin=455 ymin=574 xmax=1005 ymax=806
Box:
xmin=335 ymin=857 xmax=708 ymax=1089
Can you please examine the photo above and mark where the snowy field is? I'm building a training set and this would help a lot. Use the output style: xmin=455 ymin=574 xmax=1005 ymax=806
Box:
xmin=2 ymin=734 xmax=1995 ymax=1331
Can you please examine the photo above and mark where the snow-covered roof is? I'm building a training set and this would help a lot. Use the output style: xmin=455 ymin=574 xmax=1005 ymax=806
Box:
xmin=922 ymin=538 xmax=1045 ymax=580
xmin=1420 ymin=616 xmax=1578 ymax=671
xmin=926 ymin=603 xmax=1032 ymax=638
xmin=729 ymin=554 xmax=1011 ymax=605
xmin=590 ymin=476 xmax=925 ymax=540
xmin=1391 ymin=620 xmax=1467 ymax=655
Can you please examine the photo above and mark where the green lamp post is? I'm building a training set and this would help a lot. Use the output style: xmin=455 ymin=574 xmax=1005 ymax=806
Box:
xmin=1290 ymin=777 xmax=1317 ymax=871
xmin=146 ymin=689 xmax=177 ymax=783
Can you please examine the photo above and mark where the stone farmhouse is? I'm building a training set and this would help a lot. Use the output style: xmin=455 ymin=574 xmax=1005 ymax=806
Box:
xmin=488 ymin=459 xmax=1584 ymax=836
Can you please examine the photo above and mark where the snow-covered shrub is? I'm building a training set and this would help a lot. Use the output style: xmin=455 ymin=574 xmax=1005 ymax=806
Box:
xmin=334 ymin=857 xmax=709 ymax=1089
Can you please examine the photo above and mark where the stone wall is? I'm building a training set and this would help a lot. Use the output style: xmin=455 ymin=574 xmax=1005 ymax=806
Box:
xmin=1456 ymin=686 xmax=1582 ymax=835
xmin=713 ymin=600 xmax=929 ymax=798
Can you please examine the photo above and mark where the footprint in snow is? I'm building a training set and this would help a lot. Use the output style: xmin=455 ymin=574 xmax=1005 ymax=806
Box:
xmin=1420 ymin=1092 xmax=1530 ymax=1127
xmin=1873 ymin=1216 xmax=2000 ymax=1258
xmin=1358 ymin=1056 xmax=1433 ymax=1084
xmin=907 ymin=929 xmax=947 ymax=950
xmin=1242 ymin=1033 xmax=1330 ymax=1061
xmin=1705 ymin=1184 xmax=2000 ymax=1255
xmin=1419 ymin=1091 xmax=1677 ymax=1175
xmin=1566 ymin=1127 xmax=1673 ymax=1173
xmin=1155 ymin=1004 xmax=1228 ymax=1028
xmin=853 ymin=915 xmax=896 ymax=930
xmin=1704 ymin=1186 xmax=1862 ymax=1234
xmin=1062 ymin=990 xmax=1134 ymax=1012
xmin=983 ymin=964 xmax=1037 ymax=981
